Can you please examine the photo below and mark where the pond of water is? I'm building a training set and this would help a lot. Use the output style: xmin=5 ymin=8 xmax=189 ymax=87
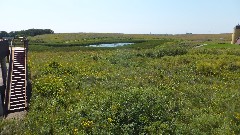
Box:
xmin=88 ymin=43 xmax=134 ymax=47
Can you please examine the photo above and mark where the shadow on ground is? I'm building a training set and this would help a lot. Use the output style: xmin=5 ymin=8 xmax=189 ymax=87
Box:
xmin=0 ymin=85 xmax=5 ymax=107
xmin=26 ymin=80 xmax=32 ymax=107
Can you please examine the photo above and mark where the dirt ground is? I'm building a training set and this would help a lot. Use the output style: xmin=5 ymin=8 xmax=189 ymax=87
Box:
xmin=5 ymin=111 xmax=27 ymax=120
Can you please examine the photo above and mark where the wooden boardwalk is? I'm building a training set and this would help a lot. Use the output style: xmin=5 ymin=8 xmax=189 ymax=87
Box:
xmin=7 ymin=47 xmax=27 ymax=112
xmin=0 ymin=38 xmax=29 ymax=118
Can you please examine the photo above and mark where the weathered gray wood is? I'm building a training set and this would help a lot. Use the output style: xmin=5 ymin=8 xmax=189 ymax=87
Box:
xmin=0 ymin=58 xmax=7 ymax=86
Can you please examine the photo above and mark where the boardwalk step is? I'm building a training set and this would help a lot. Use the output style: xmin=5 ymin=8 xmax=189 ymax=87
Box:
xmin=9 ymin=106 xmax=25 ymax=110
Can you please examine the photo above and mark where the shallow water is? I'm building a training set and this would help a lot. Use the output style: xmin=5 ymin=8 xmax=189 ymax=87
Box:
xmin=88 ymin=43 xmax=134 ymax=47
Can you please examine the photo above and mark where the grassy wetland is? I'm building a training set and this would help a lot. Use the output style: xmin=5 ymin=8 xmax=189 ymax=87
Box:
xmin=1 ymin=33 xmax=240 ymax=134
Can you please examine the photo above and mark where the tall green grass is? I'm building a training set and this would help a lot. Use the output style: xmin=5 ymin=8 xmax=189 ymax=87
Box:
xmin=1 ymin=35 xmax=239 ymax=134
xmin=23 ymin=45 xmax=240 ymax=134
xmin=203 ymin=43 xmax=240 ymax=49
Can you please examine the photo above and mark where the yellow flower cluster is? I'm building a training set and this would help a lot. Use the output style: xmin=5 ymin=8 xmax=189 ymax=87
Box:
xmin=107 ymin=118 xmax=113 ymax=123
xmin=81 ymin=120 xmax=94 ymax=128
xmin=235 ymin=112 xmax=240 ymax=120
xmin=73 ymin=128 xmax=78 ymax=135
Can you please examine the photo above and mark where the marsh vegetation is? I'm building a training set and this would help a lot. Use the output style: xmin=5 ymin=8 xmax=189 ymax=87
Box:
xmin=1 ymin=33 xmax=240 ymax=134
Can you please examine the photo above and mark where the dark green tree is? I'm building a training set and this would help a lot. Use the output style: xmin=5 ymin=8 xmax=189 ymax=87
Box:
xmin=0 ymin=31 xmax=9 ymax=38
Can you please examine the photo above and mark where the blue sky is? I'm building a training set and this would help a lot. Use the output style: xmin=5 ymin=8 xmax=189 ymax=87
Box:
xmin=1 ymin=0 xmax=239 ymax=34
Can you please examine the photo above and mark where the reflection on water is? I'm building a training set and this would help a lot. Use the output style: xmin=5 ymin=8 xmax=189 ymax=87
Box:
xmin=88 ymin=43 xmax=134 ymax=47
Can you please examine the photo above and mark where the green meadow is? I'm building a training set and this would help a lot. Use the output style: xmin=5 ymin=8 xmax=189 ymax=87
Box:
xmin=203 ymin=43 xmax=240 ymax=49
xmin=1 ymin=33 xmax=240 ymax=134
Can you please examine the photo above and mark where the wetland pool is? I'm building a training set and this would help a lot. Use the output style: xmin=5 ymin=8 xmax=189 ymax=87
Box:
xmin=88 ymin=43 xmax=134 ymax=47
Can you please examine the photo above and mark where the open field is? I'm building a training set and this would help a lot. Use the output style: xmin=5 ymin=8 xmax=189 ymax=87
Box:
xmin=28 ymin=33 xmax=232 ymax=47
xmin=1 ymin=33 xmax=240 ymax=134
xmin=203 ymin=43 xmax=240 ymax=49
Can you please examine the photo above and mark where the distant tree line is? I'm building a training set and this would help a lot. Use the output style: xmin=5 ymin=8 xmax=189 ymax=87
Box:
xmin=0 ymin=29 xmax=54 ymax=38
